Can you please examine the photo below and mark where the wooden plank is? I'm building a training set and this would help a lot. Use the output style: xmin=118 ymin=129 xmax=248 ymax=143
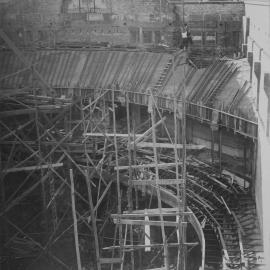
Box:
xmin=124 ymin=208 xmax=179 ymax=214
xmin=26 ymin=94 xmax=72 ymax=103
xmin=83 ymin=132 xmax=143 ymax=138
xmin=112 ymin=211 xmax=192 ymax=218
xmin=130 ymin=179 xmax=184 ymax=186
xmin=99 ymin=258 xmax=122 ymax=264
xmin=3 ymin=163 xmax=63 ymax=173
xmin=103 ymin=242 xmax=199 ymax=250
xmin=113 ymin=219 xmax=179 ymax=227
xmin=135 ymin=142 xmax=205 ymax=150
xmin=115 ymin=163 xmax=179 ymax=171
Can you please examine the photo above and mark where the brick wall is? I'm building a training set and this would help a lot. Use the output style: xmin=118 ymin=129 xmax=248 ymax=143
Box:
xmin=0 ymin=1 xmax=244 ymax=48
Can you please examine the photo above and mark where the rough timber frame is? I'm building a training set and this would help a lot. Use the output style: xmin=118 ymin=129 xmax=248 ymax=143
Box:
xmin=0 ymin=28 xmax=261 ymax=270
xmin=0 ymin=88 xmax=206 ymax=270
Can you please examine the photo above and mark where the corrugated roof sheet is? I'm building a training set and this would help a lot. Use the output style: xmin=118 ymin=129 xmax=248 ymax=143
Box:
xmin=0 ymin=49 xmax=173 ymax=92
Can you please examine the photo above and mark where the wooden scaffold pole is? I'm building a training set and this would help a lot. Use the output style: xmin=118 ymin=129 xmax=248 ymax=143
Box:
xmin=149 ymin=92 xmax=169 ymax=270
xmin=81 ymin=94 xmax=102 ymax=270
xmin=179 ymin=51 xmax=187 ymax=270
xmin=112 ymin=87 xmax=124 ymax=269
xmin=126 ymin=93 xmax=135 ymax=270
xmin=70 ymin=169 xmax=82 ymax=270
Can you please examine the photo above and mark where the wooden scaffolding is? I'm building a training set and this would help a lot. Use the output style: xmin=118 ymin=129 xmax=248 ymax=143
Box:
xmin=2 ymin=27 xmax=263 ymax=270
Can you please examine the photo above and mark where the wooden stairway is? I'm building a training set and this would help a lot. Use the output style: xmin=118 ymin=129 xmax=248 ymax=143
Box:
xmin=152 ymin=58 xmax=173 ymax=93
xmin=233 ymin=194 xmax=265 ymax=270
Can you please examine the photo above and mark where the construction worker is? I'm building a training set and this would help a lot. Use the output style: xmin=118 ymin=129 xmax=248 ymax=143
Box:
xmin=181 ymin=23 xmax=192 ymax=50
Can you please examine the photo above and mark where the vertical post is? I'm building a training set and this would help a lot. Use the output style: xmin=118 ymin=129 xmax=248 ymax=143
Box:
xmin=243 ymin=139 xmax=247 ymax=175
xmin=218 ymin=128 xmax=222 ymax=175
xmin=139 ymin=27 xmax=143 ymax=45
xmin=120 ymin=225 xmax=128 ymax=270
xmin=111 ymin=225 xmax=118 ymax=270
xmin=256 ymin=68 xmax=261 ymax=112
xmin=211 ymin=127 xmax=215 ymax=164
xmin=179 ymin=52 xmax=187 ymax=270
xmin=70 ymin=169 xmax=82 ymax=270
xmin=33 ymin=71 xmax=49 ymax=243
xmin=131 ymin=104 xmax=141 ymax=130
xmin=112 ymin=88 xmax=123 ymax=264
xmin=159 ymin=0 xmax=162 ymax=22
xmin=131 ymin=104 xmax=140 ymax=268
xmin=126 ymin=94 xmax=135 ymax=270
xmin=150 ymin=94 xmax=169 ymax=270
xmin=251 ymin=140 xmax=257 ymax=198
xmin=267 ymin=98 xmax=270 ymax=137
xmin=85 ymin=169 xmax=101 ymax=270
xmin=78 ymin=0 xmax=81 ymax=12
xmin=173 ymin=53 xmax=183 ymax=270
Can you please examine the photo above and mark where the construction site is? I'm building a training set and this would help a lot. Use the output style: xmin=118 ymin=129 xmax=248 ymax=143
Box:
xmin=0 ymin=0 xmax=269 ymax=270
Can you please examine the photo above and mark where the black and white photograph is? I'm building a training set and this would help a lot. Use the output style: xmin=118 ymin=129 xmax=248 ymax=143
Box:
xmin=0 ymin=0 xmax=269 ymax=269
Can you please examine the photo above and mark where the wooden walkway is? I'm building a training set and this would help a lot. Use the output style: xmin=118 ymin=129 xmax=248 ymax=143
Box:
xmin=56 ymin=87 xmax=258 ymax=140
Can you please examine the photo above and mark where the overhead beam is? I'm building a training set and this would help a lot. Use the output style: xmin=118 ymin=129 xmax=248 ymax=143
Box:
xmin=130 ymin=179 xmax=184 ymax=185
xmin=83 ymin=132 xmax=143 ymax=138
xmin=103 ymin=242 xmax=199 ymax=250
xmin=135 ymin=142 xmax=205 ymax=150
xmin=123 ymin=208 xmax=185 ymax=214
xmin=113 ymin=219 xmax=180 ymax=227
xmin=115 ymin=162 xmax=180 ymax=171
xmin=113 ymin=212 xmax=192 ymax=218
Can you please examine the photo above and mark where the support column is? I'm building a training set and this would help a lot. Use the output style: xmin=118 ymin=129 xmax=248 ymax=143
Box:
xmin=102 ymin=99 xmax=110 ymax=129
xmin=131 ymin=104 xmax=141 ymax=132
xmin=211 ymin=127 xmax=215 ymax=164
xmin=267 ymin=98 xmax=270 ymax=137
xmin=139 ymin=27 xmax=143 ymax=45
xmin=218 ymin=128 xmax=222 ymax=175
xmin=264 ymin=73 xmax=270 ymax=136
xmin=243 ymin=139 xmax=247 ymax=175
xmin=252 ymin=140 xmax=257 ymax=198
xmin=248 ymin=51 xmax=254 ymax=83
xmin=254 ymin=61 xmax=261 ymax=111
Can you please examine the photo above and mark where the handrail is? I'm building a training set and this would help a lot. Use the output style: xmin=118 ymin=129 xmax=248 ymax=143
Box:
xmin=232 ymin=210 xmax=246 ymax=267
xmin=217 ymin=226 xmax=230 ymax=262
xmin=65 ymin=87 xmax=258 ymax=125
xmin=237 ymin=228 xmax=246 ymax=267
xmin=52 ymin=87 xmax=258 ymax=138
